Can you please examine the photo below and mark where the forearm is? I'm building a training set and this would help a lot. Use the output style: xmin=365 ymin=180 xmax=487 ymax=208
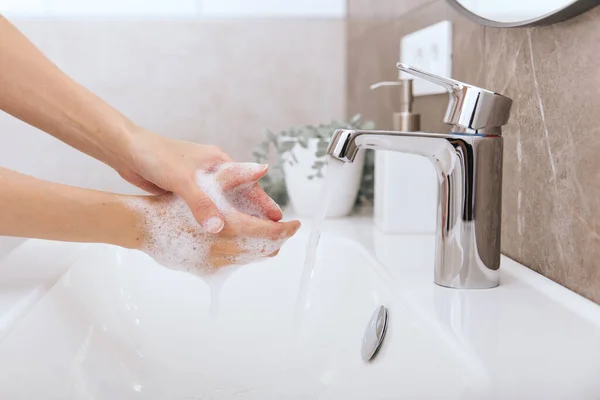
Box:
xmin=0 ymin=167 xmax=143 ymax=248
xmin=0 ymin=16 xmax=137 ymax=166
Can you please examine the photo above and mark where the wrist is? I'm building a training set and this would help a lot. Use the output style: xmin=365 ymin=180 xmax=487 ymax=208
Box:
xmin=98 ymin=118 xmax=141 ymax=169
xmin=112 ymin=124 xmax=162 ymax=170
xmin=102 ymin=194 xmax=147 ymax=250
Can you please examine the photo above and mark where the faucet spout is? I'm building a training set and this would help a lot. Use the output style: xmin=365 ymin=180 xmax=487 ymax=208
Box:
xmin=328 ymin=129 xmax=503 ymax=289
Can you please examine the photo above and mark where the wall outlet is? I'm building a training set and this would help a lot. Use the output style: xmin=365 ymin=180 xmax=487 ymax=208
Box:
xmin=400 ymin=20 xmax=452 ymax=96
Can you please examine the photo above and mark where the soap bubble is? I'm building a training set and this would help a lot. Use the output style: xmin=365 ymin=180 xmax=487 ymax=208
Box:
xmin=126 ymin=162 xmax=290 ymax=277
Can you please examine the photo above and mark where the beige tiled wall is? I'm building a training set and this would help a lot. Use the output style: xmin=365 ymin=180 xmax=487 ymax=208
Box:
xmin=0 ymin=18 xmax=346 ymax=257
xmin=348 ymin=0 xmax=600 ymax=303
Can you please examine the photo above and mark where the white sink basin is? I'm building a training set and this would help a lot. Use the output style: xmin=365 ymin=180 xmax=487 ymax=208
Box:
xmin=0 ymin=217 xmax=599 ymax=399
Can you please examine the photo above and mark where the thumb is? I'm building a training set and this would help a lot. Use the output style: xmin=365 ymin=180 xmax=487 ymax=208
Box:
xmin=216 ymin=163 xmax=268 ymax=191
xmin=178 ymin=181 xmax=224 ymax=233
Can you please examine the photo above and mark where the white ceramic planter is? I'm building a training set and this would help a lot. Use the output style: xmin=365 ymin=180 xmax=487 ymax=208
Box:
xmin=283 ymin=138 xmax=365 ymax=218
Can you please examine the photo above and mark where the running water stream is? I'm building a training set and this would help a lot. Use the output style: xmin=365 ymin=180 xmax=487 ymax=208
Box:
xmin=292 ymin=157 xmax=348 ymax=335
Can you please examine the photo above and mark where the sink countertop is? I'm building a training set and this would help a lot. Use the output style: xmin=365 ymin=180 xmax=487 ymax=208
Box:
xmin=305 ymin=215 xmax=600 ymax=397
xmin=0 ymin=215 xmax=598 ymax=398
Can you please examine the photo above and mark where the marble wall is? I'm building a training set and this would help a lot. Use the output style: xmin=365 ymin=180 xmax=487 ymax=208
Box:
xmin=348 ymin=1 xmax=600 ymax=303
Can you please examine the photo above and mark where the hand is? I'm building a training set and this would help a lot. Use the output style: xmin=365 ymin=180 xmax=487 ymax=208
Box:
xmin=115 ymin=128 xmax=283 ymax=233
xmin=130 ymin=193 xmax=301 ymax=275
xmin=0 ymin=166 xmax=299 ymax=272
xmin=0 ymin=16 xmax=284 ymax=232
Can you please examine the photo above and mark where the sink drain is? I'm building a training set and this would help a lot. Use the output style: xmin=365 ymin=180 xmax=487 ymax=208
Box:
xmin=361 ymin=305 xmax=388 ymax=362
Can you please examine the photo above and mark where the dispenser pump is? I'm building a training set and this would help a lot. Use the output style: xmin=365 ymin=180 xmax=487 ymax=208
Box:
xmin=370 ymin=79 xmax=420 ymax=132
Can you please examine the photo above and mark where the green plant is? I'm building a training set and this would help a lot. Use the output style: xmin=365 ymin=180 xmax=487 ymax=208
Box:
xmin=252 ymin=114 xmax=375 ymax=208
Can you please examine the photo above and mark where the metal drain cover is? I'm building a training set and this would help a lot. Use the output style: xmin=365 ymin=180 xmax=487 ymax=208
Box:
xmin=361 ymin=305 xmax=388 ymax=362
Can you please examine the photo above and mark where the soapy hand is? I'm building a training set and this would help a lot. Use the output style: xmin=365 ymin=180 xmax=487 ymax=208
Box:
xmin=134 ymin=194 xmax=300 ymax=274
xmin=127 ymin=163 xmax=301 ymax=275
xmin=116 ymin=128 xmax=283 ymax=233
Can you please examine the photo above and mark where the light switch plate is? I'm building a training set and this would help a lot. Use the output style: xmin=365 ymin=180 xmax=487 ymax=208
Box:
xmin=400 ymin=21 xmax=452 ymax=96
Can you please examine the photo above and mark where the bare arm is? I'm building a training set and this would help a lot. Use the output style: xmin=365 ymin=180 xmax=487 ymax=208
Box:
xmin=0 ymin=167 xmax=300 ymax=273
xmin=0 ymin=167 xmax=142 ymax=248
xmin=0 ymin=16 xmax=283 ymax=231
xmin=0 ymin=16 xmax=134 ymax=169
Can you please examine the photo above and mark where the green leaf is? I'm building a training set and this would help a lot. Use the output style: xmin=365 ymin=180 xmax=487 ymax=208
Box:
xmin=362 ymin=121 xmax=376 ymax=130
xmin=265 ymin=130 xmax=277 ymax=140
xmin=316 ymin=127 xmax=329 ymax=139
xmin=298 ymin=136 xmax=309 ymax=148
xmin=317 ymin=139 xmax=329 ymax=151
xmin=279 ymin=141 xmax=296 ymax=153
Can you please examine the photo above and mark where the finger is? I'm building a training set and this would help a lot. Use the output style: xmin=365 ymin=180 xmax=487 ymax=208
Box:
xmin=133 ymin=180 xmax=168 ymax=195
xmin=119 ymin=171 xmax=167 ymax=195
xmin=215 ymin=163 xmax=268 ymax=191
xmin=211 ymin=242 xmax=244 ymax=268
xmin=228 ymin=214 xmax=301 ymax=240
xmin=178 ymin=179 xmax=224 ymax=233
xmin=205 ymin=149 xmax=233 ymax=172
xmin=284 ymin=220 xmax=302 ymax=238
xmin=244 ymin=184 xmax=283 ymax=221
xmin=212 ymin=236 xmax=282 ymax=266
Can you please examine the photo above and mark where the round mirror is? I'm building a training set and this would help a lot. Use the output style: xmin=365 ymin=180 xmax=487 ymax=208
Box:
xmin=447 ymin=0 xmax=599 ymax=27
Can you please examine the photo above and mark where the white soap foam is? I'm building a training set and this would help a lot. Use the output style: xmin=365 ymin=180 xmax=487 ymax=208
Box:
xmin=200 ymin=162 xmax=269 ymax=220
xmin=126 ymin=162 xmax=286 ymax=277
xmin=126 ymin=162 xmax=292 ymax=318
xmin=128 ymin=195 xmax=214 ymax=275
xmin=202 ymin=265 xmax=241 ymax=320
xmin=226 ymin=183 xmax=267 ymax=220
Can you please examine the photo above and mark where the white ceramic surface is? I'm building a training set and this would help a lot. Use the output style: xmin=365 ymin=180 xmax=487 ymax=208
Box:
xmin=0 ymin=217 xmax=599 ymax=399
xmin=283 ymin=139 xmax=365 ymax=218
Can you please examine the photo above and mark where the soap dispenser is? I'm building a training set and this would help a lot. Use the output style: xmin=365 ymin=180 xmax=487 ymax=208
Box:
xmin=370 ymin=79 xmax=436 ymax=234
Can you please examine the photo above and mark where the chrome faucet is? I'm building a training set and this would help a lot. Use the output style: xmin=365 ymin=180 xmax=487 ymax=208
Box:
xmin=328 ymin=63 xmax=513 ymax=289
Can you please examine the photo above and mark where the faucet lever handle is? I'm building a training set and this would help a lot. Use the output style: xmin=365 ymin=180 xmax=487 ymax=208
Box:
xmin=396 ymin=62 xmax=513 ymax=135
xmin=396 ymin=63 xmax=461 ymax=91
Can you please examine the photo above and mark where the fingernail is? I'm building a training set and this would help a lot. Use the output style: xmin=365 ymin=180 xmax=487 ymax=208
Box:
xmin=240 ymin=162 xmax=268 ymax=173
xmin=204 ymin=217 xmax=224 ymax=233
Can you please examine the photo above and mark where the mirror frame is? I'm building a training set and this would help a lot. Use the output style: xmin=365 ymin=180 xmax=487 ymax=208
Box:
xmin=446 ymin=0 xmax=599 ymax=27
